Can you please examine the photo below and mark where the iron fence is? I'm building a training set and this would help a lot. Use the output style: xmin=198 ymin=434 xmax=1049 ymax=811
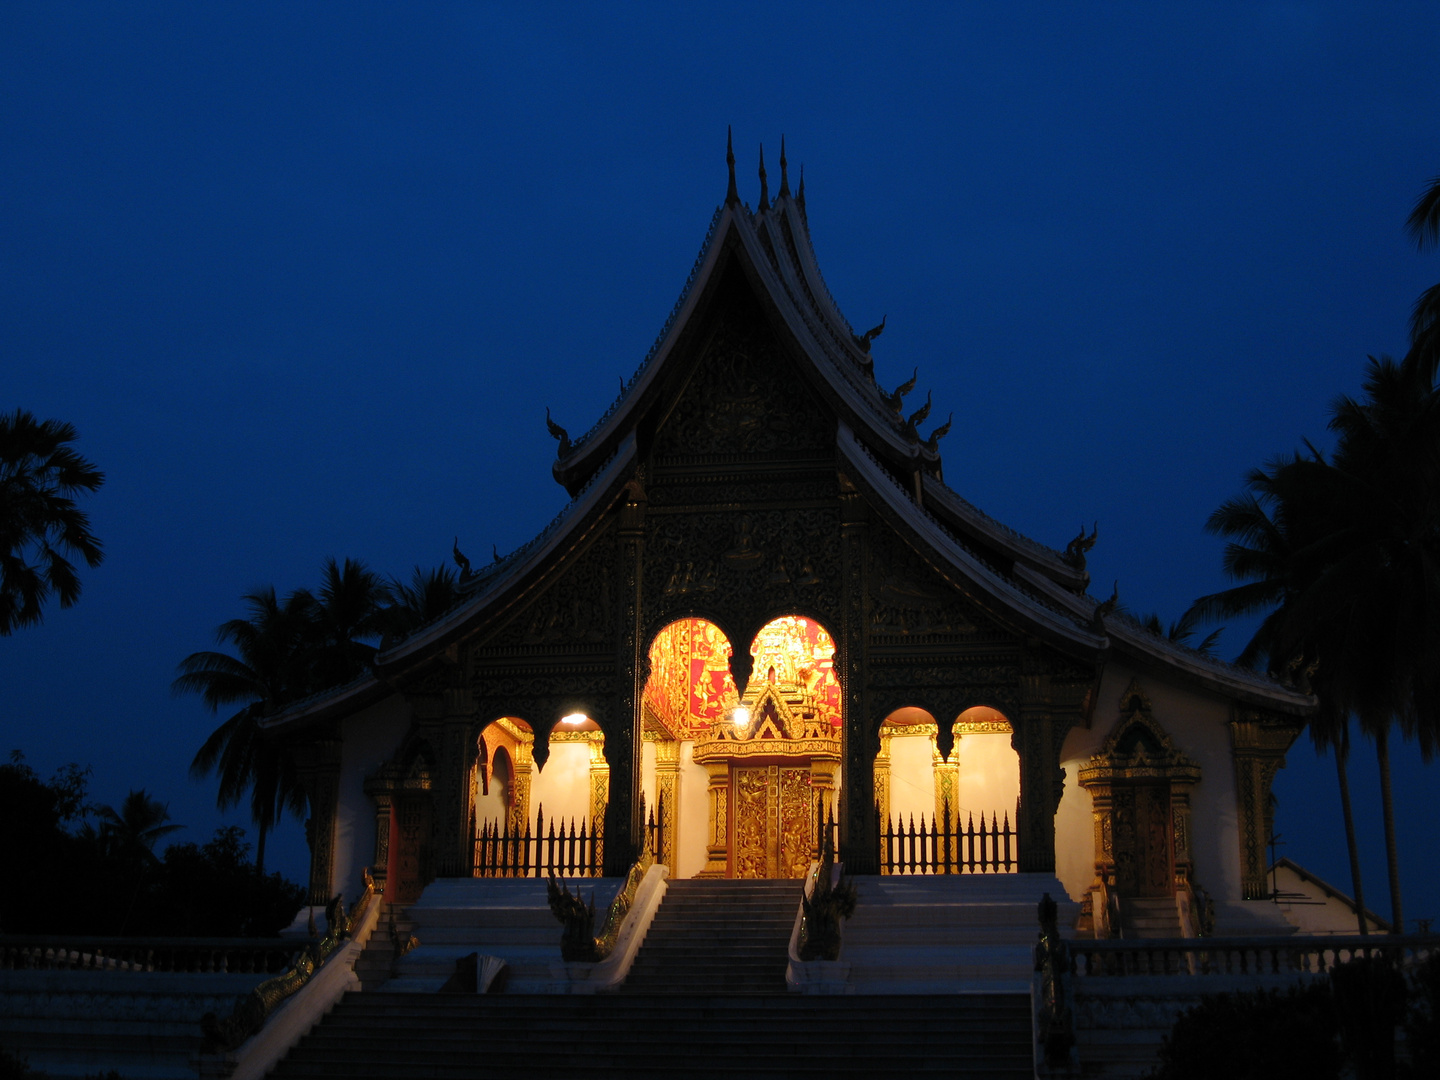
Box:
xmin=877 ymin=800 xmax=1017 ymax=875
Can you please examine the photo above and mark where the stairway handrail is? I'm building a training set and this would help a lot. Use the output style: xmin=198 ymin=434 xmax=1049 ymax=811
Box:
xmin=197 ymin=870 xmax=382 ymax=1080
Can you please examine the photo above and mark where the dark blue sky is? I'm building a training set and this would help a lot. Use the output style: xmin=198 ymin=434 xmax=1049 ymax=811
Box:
xmin=5 ymin=3 xmax=1438 ymax=923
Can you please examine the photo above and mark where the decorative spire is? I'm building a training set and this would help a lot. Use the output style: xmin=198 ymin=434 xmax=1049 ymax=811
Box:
xmin=758 ymin=144 xmax=769 ymax=210
xmin=725 ymin=126 xmax=738 ymax=205
xmin=545 ymin=406 xmax=572 ymax=457
xmin=923 ymin=413 xmax=953 ymax=452
xmin=903 ymin=391 xmax=933 ymax=437
xmin=797 ymin=163 xmax=805 ymax=206
xmin=778 ymin=135 xmax=790 ymax=198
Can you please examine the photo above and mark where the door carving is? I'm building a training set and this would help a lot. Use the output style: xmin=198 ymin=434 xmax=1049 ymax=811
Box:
xmin=387 ymin=793 xmax=434 ymax=904
xmin=1112 ymin=784 xmax=1172 ymax=897
xmin=732 ymin=765 xmax=814 ymax=879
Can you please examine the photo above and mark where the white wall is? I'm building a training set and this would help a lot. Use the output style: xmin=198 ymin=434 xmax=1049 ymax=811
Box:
xmin=530 ymin=741 xmax=592 ymax=832
xmin=677 ymin=740 xmax=711 ymax=879
xmin=334 ymin=693 xmax=410 ymax=905
xmin=1054 ymin=663 xmax=1245 ymax=904
xmin=887 ymin=734 xmax=936 ymax=824
xmin=955 ymin=731 xmax=1019 ymax=826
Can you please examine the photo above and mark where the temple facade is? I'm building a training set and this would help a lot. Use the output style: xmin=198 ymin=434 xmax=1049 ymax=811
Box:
xmin=263 ymin=138 xmax=1314 ymax=937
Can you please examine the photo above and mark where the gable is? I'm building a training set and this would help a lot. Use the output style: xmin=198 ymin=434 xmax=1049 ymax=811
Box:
xmin=651 ymin=265 xmax=833 ymax=461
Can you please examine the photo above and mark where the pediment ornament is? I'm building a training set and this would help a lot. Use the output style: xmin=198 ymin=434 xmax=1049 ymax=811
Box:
xmin=1078 ymin=678 xmax=1200 ymax=786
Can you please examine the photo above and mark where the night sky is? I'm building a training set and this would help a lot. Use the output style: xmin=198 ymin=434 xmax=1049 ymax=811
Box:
xmin=5 ymin=4 xmax=1439 ymax=925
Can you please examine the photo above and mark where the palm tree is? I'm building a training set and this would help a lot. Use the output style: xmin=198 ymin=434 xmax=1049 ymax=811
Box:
xmin=0 ymin=409 xmax=104 ymax=635
xmin=1138 ymin=607 xmax=1223 ymax=656
xmin=1406 ymin=173 xmax=1440 ymax=379
xmin=95 ymin=789 xmax=182 ymax=933
xmin=304 ymin=556 xmax=390 ymax=688
xmin=1191 ymin=350 xmax=1440 ymax=934
xmin=175 ymin=586 xmax=313 ymax=874
xmin=382 ymin=564 xmax=460 ymax=644
xmin=95 ymin=789 xmax=183 ymax=866
xmin=1189 ymin=454 xmax=1373 ymax=933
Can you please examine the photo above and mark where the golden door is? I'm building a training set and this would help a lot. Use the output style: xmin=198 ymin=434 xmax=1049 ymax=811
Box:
xmin=732 ymin=765 xmax=814 ymax=879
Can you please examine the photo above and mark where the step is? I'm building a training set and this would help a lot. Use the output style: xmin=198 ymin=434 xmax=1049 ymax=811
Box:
xmin=269 ymin=992 xmax=1033 ymax=1079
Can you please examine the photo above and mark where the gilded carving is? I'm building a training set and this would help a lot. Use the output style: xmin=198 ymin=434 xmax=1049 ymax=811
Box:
xmin=651 ymin=309 xmax=832 ymax=458
xmin=1079 ymin=678 xmax=1202 ymax=903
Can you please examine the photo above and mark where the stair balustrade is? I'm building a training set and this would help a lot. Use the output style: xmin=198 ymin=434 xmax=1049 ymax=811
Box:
xmin=1070 ymin=932 xmax=1440 ymax=978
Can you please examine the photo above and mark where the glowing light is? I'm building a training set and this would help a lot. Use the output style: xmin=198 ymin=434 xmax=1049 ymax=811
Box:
xmin=731 ymin=706 xmax=751 ymax=730
xmin=560 ymin=713 xmax=589 ymax=726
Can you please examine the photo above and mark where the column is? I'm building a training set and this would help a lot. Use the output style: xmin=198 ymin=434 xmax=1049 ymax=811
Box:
xmin=606 ymin=481 xmax=646 ymax=876
xmin=698 ymin=761 xmax=730 ymax=878
xmin=1016 ymin=665 xmax=1058 ymax=874
xmin=588 ymin=735 xmax=609 ymax=871
xmin=653 ymin=740 xmax=680 ymax=875
xmin=296 ymin=738 xmax=343 ymax=906
xmin=838 ymin=478 xmax=877 ymax=873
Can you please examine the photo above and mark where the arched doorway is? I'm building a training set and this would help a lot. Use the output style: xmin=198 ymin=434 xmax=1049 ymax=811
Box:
xmin=690 ymin=615 xmax=842 ymax=879
xmin=874 ymin=704 xmax=1019 ymax=875
xmin=641 ymin=617 xmax=738 ymax=878
xmin=1077 ymin=680 xmax=1200 ymax=926
xmin=473 ymin=714 xmax=607 ymax=876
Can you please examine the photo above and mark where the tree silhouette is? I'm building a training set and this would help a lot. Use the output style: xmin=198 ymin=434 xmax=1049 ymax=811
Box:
xmin=175 ymin=586 xmax=312 ymax=874
xmin=0 ymin=409 xmax=104 ymax=635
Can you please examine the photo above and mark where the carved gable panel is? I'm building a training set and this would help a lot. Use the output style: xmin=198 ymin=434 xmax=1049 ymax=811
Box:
xmin=866 ymin=527 xmax=1007 ymax=643
xmin=478 ymin=528 xmax=619 ymax=652
xmin=652 ymin=296 xmax=832 ymax=460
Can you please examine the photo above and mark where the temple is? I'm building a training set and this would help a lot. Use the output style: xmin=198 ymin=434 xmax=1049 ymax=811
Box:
xmin=261 ymin=133 xmax=1315 ymax=942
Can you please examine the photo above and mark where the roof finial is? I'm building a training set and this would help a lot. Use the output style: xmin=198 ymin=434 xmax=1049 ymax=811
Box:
xmin=725 ymin=126 xmax=738 ymax=205
xmin=757 ymin=143 xmax=769 ymax=210
xmin=778 ymin=135 xmax=790 ymax=198
xmin=797 ymin=163 xmax=805 ymax=206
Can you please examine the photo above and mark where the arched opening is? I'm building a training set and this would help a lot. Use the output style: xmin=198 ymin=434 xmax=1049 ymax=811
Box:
xmin=473 ymin=714 xmax=607 ymax=877
xmin=641 ymin=617 xmax=738 ymax=879
xmin=874 ymin=704 xmax=1019 ymax=875
xmin=687 ymin=615 xmax=842 ymax=879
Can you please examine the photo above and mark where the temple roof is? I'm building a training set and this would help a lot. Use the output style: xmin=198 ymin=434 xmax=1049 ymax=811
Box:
xmin=260 ymin=137 xmax=1314 ymax=731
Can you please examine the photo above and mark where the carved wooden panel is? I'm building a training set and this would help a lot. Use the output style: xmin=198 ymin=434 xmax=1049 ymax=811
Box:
xmin=388 ymin=793 xmax=433 ymax=905
xmin=733 ymin=767 xmax=770 ymax=879
xmin=652 ymin=299 xmax=832 ymax=460
xmin=642 ymin=507 xmax=843 ymax=639
xmin=731 ymin=764 xmax=813 ymax=879
xmin=1136 ymin=784 xmax=1174 ymax=897
xmin=778 ymin=766 xmax=814 ymax=880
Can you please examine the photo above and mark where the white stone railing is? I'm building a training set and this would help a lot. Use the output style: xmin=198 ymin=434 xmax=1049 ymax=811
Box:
xmin=1070 ymin=933 xmax=1440 ymax=978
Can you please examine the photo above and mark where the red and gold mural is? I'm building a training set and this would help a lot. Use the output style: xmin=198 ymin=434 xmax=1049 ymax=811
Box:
xmin=748 ymin=616 xmax=840 ymax=728
xmin=644 ymin=616 xmax=840 ymax=735
xmin=644 ymin=619 xmax=738 ymax=734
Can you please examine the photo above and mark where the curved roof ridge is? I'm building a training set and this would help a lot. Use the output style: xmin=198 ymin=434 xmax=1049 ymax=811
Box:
xmin=567 ymin=205 xmax=723 ymax=456
xmin=752 ymin=207 xmax=909 ymax=438
xmin=839 ymin=426 xmax=1105 ymax=651
xmin=921 ymin=473 xmax=1085 ymax=588
xmin=379 ymin=437 xmax=635 ymax=665
xmin=1103 ymin=608 xmax=1312 ymax=705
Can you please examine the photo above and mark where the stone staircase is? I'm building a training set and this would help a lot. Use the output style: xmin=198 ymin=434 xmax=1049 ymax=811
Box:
xmin=268 ymin=876 xmax=1034 ymax=1078
xmin=620 ymin=878 xmax=795 ymax=993
xmin=1118 ymin=897 xmax=1181 ymax=938
xmin=350 ymin=901 xmax=415 ymax=990
xmin=268 ymin=992 xmax=1034 ymax=1078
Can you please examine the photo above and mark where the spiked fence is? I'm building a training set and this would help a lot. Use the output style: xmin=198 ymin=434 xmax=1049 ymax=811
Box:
xmin=876 ymin=799 xmax=1017 ymax=875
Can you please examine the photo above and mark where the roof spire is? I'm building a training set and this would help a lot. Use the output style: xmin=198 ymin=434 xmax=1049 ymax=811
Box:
xmin=725 ymin=126 xmax=738 ymax=205
xmin=778 ymin=135 xmax=790 ymax=198
xmin=758 ymin=143 xmax=769 ymax=210
xmin=797 ymin=163 xmax=805 ymax=207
